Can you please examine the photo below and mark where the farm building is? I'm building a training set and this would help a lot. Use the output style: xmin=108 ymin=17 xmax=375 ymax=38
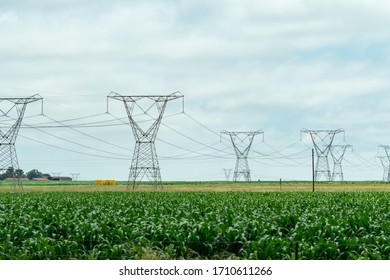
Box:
xmin=50 ymin=176 xmax=72 ymax=181
xmin=4 ymin=178 xmax=29 ymax=181
xmin=32 ymin=177 xmax=50 ymax=181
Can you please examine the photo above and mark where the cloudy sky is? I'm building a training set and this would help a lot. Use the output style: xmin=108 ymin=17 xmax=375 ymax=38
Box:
xmin=1 ymin=0 xmax=390 ymax=181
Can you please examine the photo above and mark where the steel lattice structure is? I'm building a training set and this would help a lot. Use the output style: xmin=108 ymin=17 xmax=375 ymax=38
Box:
xmin=0 ymin=94 xmax=43 ymax=189
xmin=108 ymin=91 xmax=183 ymax=189
xmin=378 ymin=145 xmax=390 ymax=182
xmin=221 ymin=130 xmax=264 ymax=182
xmin=330 ymin=144 xmax=351 ymax=181
xmin=223 ymin=168 xmax=232 ymax=181
xmin=301 ymin=129 xmax=344 ymax=181
xmin=378 ymin=156 xmax=390 ymax=182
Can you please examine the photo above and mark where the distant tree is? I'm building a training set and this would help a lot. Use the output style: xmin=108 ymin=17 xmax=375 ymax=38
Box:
xmin=15 ymin=169 xmax=25 ymax=178
xmin=0 ymin=170 xmax=6 ymax=180
xmin=27 ymin=169 xmax=43 ymax=180
xmin=0 ymin=167 xmax=25 ymax=180
xmin=5 ymin=167 xmax=15 ymax=179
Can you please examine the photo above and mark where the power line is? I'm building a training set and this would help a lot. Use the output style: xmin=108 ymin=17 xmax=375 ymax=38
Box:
xmin=183 ymin=112 xmax=222 ymax=138
xmin=19 ymin=134 xmax=128 ymax=160
xmin=42 ymin=114 xmax=132 ymax=153
xmin=19 ymin=112 xmax=126 ymax=128
xmin=19 ymin=120 xmax=130 ymax=158
xmin=160 ymin=122 xmax=233 ymax=157
xmin=159 ymin=145 xmax=233 ymax=160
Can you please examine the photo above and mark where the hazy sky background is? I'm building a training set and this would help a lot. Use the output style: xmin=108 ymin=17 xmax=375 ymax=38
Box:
xmin=1 ymin=0 xmax=390 ymax=181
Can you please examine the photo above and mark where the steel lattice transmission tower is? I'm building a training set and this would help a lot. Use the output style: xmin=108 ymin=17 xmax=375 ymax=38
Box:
xmin=378 ymin=156 xmax=390 ymax=182
xmin=0 ymin=94 xmax=43 ymax=189
xmin=223 ymin=168 xmax=232 ymax=181
xmin=107 ymin=91 xmax=183 ymax=189
xmin=221 ymin=130 xmax=264 ymax=182
xmin=378 ymin=145 xmax=390 ymax=182
xmin=70 ymin=173 xmax=80 ymax=181
xmin=301 ymin=129 xmax=344 ymax=181
xmin=330 ymin=144 xmax=351 ymax=181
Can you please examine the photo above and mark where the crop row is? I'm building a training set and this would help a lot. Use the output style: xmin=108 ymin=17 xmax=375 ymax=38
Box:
xmin=0 ymin=191 xmax=388 ymax=259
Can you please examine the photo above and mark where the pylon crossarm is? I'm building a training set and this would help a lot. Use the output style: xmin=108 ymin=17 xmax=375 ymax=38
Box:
xmin=0 ymin=94 xmax=42 ymax=116
xmin=301 ymin=128 xmax=344 ymax=134
xmin=108 ymin=91 xmax=183 ymax=102
xmin=108 ymin=92 xmax=182 ymax=140
xmin=301 ymin=128 xmax=344 ymax=144
xmin=107 ymin=92 xmax=139 ymax=103
xmin=0 ymin=94 xmax=42 ymax=104
xmin=221 ymin=130 xmax=264 ymax=137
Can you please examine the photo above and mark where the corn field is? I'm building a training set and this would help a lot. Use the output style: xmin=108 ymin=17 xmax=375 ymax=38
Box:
xmin=0 ymin=191 xmax=388 ymax=259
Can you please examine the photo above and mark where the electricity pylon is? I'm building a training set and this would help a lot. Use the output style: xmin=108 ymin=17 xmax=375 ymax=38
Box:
xmin=378 ymin=156 xmax=390 ymax=181
xmin=0 ymin=94 xmax=43 ymax=189
xmin=221 ymin=130 xmax=264 ymax=182
xmin=223 ymin=168 xmax=232 ymax=181
xmin=378 ymin=145 xmax=390 ymax=182
xmin=330 ymin=144 xmax=351 ymax=181
xmin=301 ymin=129 xmax=344 ymax=181
xmin=70 ymin=173 xmax=80 ymax=180
xmin=107 ymin=91 xmax=183 ymax=190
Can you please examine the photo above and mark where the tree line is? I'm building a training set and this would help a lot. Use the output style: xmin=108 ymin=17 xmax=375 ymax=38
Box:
xmin=0 ymin=168 xmax=50 ymax=180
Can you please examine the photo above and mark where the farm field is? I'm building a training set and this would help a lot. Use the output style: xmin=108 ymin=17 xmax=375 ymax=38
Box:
xmin=0 ymin=180 xmax=390 ymax=192
xmin=0 ymin=182 xmax=389 ymax=260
